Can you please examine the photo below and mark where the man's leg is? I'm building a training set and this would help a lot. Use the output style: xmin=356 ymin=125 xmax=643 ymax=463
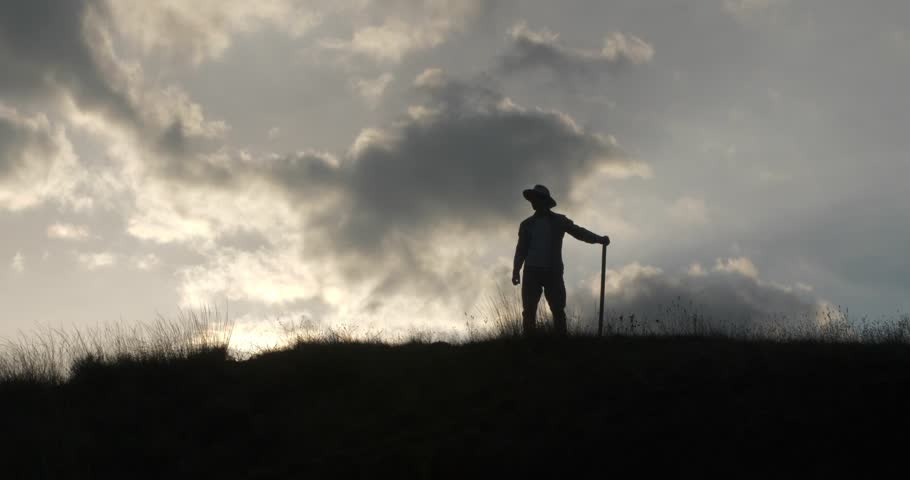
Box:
xmin=543 ymin=272 xmax=568 ymax=336
xmin=521 ymin=269 xmax=543 ymax=336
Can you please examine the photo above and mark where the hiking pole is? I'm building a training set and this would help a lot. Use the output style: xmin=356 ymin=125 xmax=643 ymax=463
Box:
xmin=598 ymin=243 xmax=607 ymax=337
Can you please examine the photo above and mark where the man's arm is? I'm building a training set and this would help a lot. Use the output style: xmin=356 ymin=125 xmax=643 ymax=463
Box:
xmin=564 ymin=216 xmax=610 ymax=245
xmin=512 ymin=222 xmax=529 ymax=285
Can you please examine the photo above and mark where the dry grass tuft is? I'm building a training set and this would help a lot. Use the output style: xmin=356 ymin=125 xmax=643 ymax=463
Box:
xmin=0 ymin=307 xmax=232 ymax=384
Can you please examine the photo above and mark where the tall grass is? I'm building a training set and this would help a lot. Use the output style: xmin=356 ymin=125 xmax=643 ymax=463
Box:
xmin=0 ymin=307 xmax=232 ymax=385
xmin=3 ymin=296 xmax=909 ymax=386
xmin=465 ymin=286 xmax=588 ymax=340
xmin=466 ymin=290 xmax=910 ymax=344
xmin=276 ymin=315 xmax=386 ymax=346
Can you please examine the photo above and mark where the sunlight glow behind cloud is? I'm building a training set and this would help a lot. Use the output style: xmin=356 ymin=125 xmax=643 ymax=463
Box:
xmin=1 ymin=0 xmax=908 ymax=338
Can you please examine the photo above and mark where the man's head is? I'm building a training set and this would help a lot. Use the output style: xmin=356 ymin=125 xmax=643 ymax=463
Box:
xmin=522 ymin=184 xmax=557 ymax=211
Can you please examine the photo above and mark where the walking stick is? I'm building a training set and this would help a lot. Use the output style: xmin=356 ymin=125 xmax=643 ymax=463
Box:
xmin=598 ymin=243 xmax=607 ymax=337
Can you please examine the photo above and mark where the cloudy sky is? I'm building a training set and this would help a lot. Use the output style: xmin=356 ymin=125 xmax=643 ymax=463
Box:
xmin=2 ymin=0 xmax=908 ymax=346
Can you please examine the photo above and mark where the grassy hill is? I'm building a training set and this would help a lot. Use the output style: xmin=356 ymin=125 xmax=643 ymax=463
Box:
xmin=3 ymin=331 xmax=910 ymax=478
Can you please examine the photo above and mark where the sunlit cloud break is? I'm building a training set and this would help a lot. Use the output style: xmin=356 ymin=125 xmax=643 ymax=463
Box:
xmin=1 ymin=0 xmax=909 ymax=340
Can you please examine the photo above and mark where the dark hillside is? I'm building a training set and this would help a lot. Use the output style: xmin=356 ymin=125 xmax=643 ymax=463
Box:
xmin=3 ymin=336 xmax=910 ymax=478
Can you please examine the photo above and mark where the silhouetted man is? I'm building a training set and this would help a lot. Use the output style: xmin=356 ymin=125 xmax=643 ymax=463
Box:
xmin=513 ymin=185 xmax=610 ymax=336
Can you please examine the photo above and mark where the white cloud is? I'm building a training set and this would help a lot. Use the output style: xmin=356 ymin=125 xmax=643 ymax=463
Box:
xmin=107 ymin=0 xmax=323 ymax=65
xmin=589 ymin=258 xmax=824 ymax=334
xmin=131 ymin=85 xmax=230 ymax=141
xmin=125 ymin=169 xmax=302 ymax=248
xmin=713 ymin=257 xmax=759 ymax=280
xmin=507 ymin=21 xmax=559 ymax=45
xmin=351 ymin=73 xmax=394 ymax=108
xmin=131 ymin=254 xmax=161 ymax=271
xmin=501 ymin=22 xmax=654 ymax=79
xmin=414 ymin=68 xmax=446 ymax=89
xmin=177 ymin=247 xmax=325 ymax=306
xmin=320 ymin=19 xmax=445 ymax=63
xmin=109 ymin=0 xmax=486 ymax=67
xmin=0 ymin=105 xmax=90 ymax=211
xmin=602 ymin=262 xmax=665 ymax=297
xmin=10 ymin=252 xmax=25 ymax=273
xmin=687 ymin=263 xmax=707 ymax=277
xmin=602 ymin=32 xmax=656 ymax=65
xmin=47 ymin=223 xmax=92 ymax=241
xmin=176 ymin=236 xmax=492 ymax=338
xmin=318 ymin=0 xmax=486 ymax=63
xmin=77 ymin=252 xmax=117 ymax=270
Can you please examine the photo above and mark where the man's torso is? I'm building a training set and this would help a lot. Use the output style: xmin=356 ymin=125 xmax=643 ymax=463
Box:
xmin=521 ymin=212 xmax=566 ymax=271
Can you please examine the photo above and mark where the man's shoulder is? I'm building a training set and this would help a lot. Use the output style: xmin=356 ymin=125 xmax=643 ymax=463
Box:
xmin=521 ymin=212 xmax=570 ymax=224
xmin=550 ymin=212 xmax=572 ymax=224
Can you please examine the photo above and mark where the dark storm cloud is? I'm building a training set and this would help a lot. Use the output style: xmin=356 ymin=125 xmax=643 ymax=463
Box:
xmin=0 ymin=110 xmax=56 ymax=178
xmin=266 ymin=70 xmax=637 ymax=255
xmin=239 ymin=69 xmax=646 ymax=304
xmin=499 ymin=22 xmax=654 ymax=81
xmin=0 ymin=0 xmax=140 ymax=127
xmin=1 ymin=0 xmax=231 ymax=185
xmin=262 ymin=152 xmax=344 ymax=200
xmin=150 ymin=119 xmax=237 ymax=188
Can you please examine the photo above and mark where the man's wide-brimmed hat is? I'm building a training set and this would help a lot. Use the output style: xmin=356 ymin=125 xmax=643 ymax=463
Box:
xmin=523 ymin=184 xmax=557 ymax=208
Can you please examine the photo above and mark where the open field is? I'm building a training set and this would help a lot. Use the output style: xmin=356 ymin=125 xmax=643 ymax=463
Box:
xmin=2 ymin=312 xmax=910 ymax=478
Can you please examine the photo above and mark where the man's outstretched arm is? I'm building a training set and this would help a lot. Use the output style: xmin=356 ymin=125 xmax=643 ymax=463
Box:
xmin=564 ymin=217 xmax=610 ymax=245
xmin=513 ymin=223 xmax=529 ymax=285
